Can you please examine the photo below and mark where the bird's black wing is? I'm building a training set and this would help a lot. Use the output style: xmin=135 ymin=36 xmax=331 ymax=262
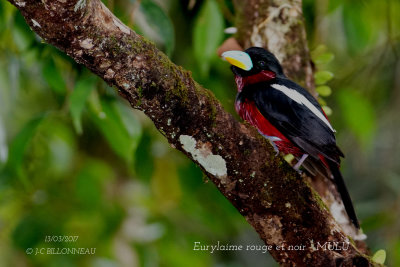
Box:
xmin=247 ymin=78 xmax=343 ymax=163
xmin=242 ymin=78 xmax=359 ymax=228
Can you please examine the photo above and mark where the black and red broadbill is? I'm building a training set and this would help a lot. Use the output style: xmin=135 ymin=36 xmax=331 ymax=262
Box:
xmin=222 ymin=47 xmax=359 ymax=229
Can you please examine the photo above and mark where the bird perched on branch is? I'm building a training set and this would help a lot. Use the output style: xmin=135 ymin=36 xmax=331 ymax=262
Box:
xmin=222 ymin=47 xmax=359 ymax=228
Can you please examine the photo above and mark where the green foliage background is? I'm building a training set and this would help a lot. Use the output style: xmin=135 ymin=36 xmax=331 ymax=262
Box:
xmin=0 ymin=0 xmax=399 ymax=266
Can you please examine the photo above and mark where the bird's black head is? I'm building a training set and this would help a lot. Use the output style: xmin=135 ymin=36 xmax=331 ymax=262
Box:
xmin=222 ymin=47 xmax=285 ymax=78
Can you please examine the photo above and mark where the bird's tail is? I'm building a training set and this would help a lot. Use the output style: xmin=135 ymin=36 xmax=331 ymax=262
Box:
xmin=327 ymin=160 xmax=360 ymax=229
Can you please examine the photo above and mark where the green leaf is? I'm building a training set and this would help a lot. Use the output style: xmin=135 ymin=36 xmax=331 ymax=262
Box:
xmin=0 ymin=3 xmax=3 ymax=28
xmin=134 ymin=132 xmax=154 ymax=181
xmin=87 ymin=89 xmax=103 ymax=115
xmin=311 ymin=45 xmax=327 ymax=58
xmin=337 ymin=89 xmax=376 ymax=147
xmin=12 ymin=213 xmax=51 ymax=249
xmin=12 ymin=13 xmax=35 ymax=52
xmin=311 ymin=45 xmax=335 ymax=65
xmin=318 ymin=97 xmax=327 ymax=106
xmin=372 ymin=249 xmax=386 ymax=264
xmin=135 ymin=0 xmax=175 ymax=57
xmin=315 ymin=71 xmax=334 ymax=85
xmin=343 ymin=3 xmax=371 ymax=53
xmin=152 ymin=159 xmax=181 ymax=209
xmin=69 ymin=77 xmax=96 ymax=134
xmin=314 ymin=52 xmax=334 ymax=65
xmin=7 ymin=117 xmax=43 ymax=170
xmin=75 ymin=161 xmax=110 ymax=210
xmin=316 ymin=85 xmax=332 ymax=97
xmin=114 ymin=101 xmax=142 ymax=143
xmin=193 ymin=0 xmax=224 ymax=76
xmin=89 ymin=98 xmax=142 ymax=162
xmin=40 ymin=119 xmax=75 ymax=175
xmin=6 ymin=116 xmax=44 ymax=187
xmin=283 ymin=154 xmax=294 ymax=164
xmin=327 ymin=0 xmax=343 ymax=12
xmin=42 ymin=57 xmax=66 ymax=94
xmin=322 ymin=106 xmax=332 ymax=116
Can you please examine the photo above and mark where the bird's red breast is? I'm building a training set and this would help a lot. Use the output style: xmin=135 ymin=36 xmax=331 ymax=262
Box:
xmin=235 ymin=99 xmax=302 ymax=156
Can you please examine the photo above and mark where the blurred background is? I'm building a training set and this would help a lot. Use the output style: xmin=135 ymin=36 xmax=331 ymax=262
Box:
xmin=0 ymin=0 xmax=399 ymax=266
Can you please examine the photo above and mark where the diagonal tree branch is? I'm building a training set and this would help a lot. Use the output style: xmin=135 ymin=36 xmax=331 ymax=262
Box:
xmin=8 ymin=0 xmax=378 ymax=266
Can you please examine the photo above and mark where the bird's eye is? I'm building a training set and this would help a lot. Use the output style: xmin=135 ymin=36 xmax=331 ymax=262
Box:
xmin=258 ymin=61 xmax=266 ymax=68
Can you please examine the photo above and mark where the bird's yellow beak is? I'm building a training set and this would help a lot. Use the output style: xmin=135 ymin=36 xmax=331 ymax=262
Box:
xmin=221 ymin=50 xmax=253 ymax=71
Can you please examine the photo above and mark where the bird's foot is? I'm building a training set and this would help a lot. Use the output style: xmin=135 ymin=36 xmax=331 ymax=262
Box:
xmin=259 ymin=132 xmax=281 ymax=156
xmin=270 ymin=141 xmax=279 ymax=156
xmin=293 ymin=154 xmax=308 ymax=171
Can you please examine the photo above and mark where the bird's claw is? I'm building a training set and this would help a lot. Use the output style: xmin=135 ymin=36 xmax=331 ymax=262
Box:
xmin=293 ymin=154 xmax=308 ymax=171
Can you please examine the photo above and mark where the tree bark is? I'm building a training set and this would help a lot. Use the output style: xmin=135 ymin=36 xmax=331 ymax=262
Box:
xmin=7 ymin=0 xmax=379 ymax=266
xmin=234 ymin=0 xmax=315 ymax=92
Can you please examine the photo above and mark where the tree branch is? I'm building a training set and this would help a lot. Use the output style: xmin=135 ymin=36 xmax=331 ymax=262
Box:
xmin=8 ymin=0 xmax=378 ymax=266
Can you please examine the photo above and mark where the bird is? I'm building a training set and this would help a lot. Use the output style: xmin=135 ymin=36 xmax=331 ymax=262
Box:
xmin=222 ymin=47 xmax=360 ymax=228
